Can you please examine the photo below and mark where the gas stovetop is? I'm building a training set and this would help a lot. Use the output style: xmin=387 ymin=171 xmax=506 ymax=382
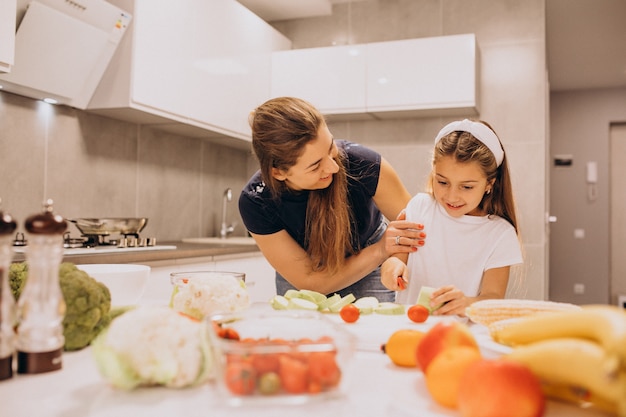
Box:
xmin=12 ymin=232 xmax=176 ymax=255
xmin=13 ymin=244 xmax=177 ymax=255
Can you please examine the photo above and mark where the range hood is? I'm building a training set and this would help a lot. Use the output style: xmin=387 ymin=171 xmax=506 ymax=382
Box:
xmin=0 ymin=0 xmax=132 ymax=109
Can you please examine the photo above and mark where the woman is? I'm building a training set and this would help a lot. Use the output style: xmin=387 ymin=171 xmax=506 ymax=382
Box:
xmin=381 ymin=119 xmax=523 ymax=315
xmin=238 ymin=97 xmax=426 ymax=301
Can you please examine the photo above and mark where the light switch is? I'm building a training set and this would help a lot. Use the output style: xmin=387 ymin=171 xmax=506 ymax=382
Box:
xmin=574 ymin=283 xmax=585 ymax=294
xmin=574 ymin=229 xmax=585 ymax=239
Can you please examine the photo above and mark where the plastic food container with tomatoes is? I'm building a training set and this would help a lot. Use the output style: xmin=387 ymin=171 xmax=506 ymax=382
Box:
xmin=207 ymin=308 xmax=356 ymax=406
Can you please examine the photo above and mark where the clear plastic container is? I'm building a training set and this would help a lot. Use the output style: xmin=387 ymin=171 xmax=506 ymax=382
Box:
xmin=208 ymin=308 xmax=356 ymax=406
xmin=169 ymin=271 xmax=249 ymax=320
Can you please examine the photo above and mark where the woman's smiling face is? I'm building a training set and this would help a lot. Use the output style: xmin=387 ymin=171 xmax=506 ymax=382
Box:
xmin=432 ymin=155 xmax=493 ymax=217
xmin=271 ymin=123 xmax=340 ymax=191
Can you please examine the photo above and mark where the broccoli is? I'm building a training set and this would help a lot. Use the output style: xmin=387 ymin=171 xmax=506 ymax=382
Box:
xmin=9 ymin=262 xmax=113 ymax=351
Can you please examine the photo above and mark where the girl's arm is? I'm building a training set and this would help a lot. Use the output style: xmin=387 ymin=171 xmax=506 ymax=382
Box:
xmin=250 ymin=157 xmax=425 ymax=294
xmin=429 ymin=266 xmax=510 ymax=316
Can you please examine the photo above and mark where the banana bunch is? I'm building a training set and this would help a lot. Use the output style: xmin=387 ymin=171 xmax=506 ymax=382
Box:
xmin=489 ymin=304 xmax=626 ymax=416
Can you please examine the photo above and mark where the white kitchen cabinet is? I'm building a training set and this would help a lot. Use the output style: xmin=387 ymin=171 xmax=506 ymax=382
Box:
xmin=270 ymin=34 xmax=479 ymax=120
xmin=0 ymin=0 xmax=16 ymax=73
xmin=366 ymin=35 xmax=479 ymax=118
xmin=271 ymin=44 xmax=367 ymax=118
xmin=88 ymin=0 xmax=292 ymax=145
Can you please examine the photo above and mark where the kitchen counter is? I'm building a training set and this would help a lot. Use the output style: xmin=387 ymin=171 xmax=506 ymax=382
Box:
xmin=2 ymin=302 xmax=613 ymax=417
xmin=11 ymin=240 xmax=261 ymax=265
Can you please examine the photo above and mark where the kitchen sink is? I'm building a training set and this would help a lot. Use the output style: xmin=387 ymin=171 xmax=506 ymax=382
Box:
xmin=182 ymin=237 xmax=257 ymax=246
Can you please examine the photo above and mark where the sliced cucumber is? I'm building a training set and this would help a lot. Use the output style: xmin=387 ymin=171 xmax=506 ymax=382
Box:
xmin=287 ymin=297 xmax=319 ymax=311
xmin=416 ymin=286 xmax=444 ymax=313
xmin=299 ymin=289 xmax=327 ymax=305
xmin=374 ymin=302 xmax=406 ymax=315
xmin=328 ymin=293 xmax=357 ymax=313
xmin=354 ymin=296 xmax=379 ymax=314
xmin=270 ymin=295 xmax=289 ymax=310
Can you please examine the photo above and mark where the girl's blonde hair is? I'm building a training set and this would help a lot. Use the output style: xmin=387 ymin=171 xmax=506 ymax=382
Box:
xmin=249 ymin=97 xmax=355 ymax=274
xmin=427 ymin=120 xmax=519 ymax=233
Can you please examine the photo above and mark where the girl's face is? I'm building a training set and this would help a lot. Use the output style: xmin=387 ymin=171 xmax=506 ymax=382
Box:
xmin=432 ymin=155 xmax=494 ymax=217
xmin=272 ymin=123 xmax=340 ymax=191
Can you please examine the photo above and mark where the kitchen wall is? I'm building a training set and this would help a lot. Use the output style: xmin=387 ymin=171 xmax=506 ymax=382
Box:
xmin=270 ymin=0 xmax=549 ymax=300
xmin=0 ymin=0 xmax=548 ymax=299
xmin=0 ymin=91 xmax=252 ymax=241
xmin=549 ymin=87 xmax=626 ymax=306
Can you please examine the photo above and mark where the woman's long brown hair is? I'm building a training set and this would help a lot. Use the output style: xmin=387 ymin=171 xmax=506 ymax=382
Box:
xmin=249 ymin=97 xmax=355 ymax=274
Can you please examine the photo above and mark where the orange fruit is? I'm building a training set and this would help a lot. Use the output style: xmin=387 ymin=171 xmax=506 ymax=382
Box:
xmin=381 ymin=329 xmax=426 ymax=367
xmin=424 ymin=345 xmax=482 ymax=409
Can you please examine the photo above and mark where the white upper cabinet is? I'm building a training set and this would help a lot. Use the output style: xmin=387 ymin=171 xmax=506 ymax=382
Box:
xmin=271 ymin=34 xmax=479 ymax=120
xmin=88 ymin=0 xmax=292 ymax=145
xmin=366 ymin=35 xmax=479 ymax=118
xmin=0 ymin=0 xmax=16 ymax=73
xmin=271 ymin=44 xmax=367 ymax=117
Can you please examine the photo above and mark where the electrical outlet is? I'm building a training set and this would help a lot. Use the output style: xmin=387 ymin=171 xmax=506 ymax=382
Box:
xmin=574 ymin=283 xmax=585 ymax=295
xmin=619 ymin=295 xmax=626 ymax=309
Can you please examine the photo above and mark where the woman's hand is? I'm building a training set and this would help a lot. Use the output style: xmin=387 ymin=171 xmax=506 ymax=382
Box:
xmin=381 ymin=257 xmax=408 ymax=291
xmin=430 ymin=285 xmax=469 ymax=316
xmin=384 ymin=210 xmax=426 ymax=257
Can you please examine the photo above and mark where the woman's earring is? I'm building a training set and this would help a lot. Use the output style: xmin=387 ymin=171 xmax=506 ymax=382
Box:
xmin=486 ymin=189 xmax=491 ymax=195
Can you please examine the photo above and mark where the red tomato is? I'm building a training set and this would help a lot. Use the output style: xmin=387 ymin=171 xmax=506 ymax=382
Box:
xmin=224 ymin=361 xmax=256 ymax=395
xmin=339 ymin=304 xmax=360 ymax=323
xmin=251 ymin=352 xmax=281 ymax=374
xmin=407 ymin=304 xmax=429 ymax=323
xmin=308 ymin=351 xmax=341 ymax=389
xmin=278 ymin=355 xmax=309 ymax=394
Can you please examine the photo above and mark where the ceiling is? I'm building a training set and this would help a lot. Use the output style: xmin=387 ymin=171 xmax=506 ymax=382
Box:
xmin=237 ymin=0 xmax=626 ymax=92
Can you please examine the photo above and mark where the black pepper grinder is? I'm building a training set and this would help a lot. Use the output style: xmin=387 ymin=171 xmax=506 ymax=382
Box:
xmin=16 ymin=199 xmax=67 ymax=374
xmin=0 ymin=201 xmax=17 ymax=380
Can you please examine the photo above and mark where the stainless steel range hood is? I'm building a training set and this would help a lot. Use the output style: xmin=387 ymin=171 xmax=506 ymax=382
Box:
xmin=0 ymin=0 xmax=132 ymax=109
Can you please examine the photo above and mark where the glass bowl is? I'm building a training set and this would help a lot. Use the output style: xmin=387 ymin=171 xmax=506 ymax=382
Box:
xmin=207 ymin=308 xmax=356 ymax=406
xmin=169 ymin=271 xmax=250 ymax=320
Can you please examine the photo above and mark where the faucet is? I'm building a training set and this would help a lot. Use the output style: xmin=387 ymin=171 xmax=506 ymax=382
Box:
xmin=219 ymin=187 xmax=235 ymax=239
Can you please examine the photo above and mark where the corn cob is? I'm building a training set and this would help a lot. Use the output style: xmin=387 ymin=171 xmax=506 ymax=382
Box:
xmin=465 ymin=298 xmax=581 ymax=326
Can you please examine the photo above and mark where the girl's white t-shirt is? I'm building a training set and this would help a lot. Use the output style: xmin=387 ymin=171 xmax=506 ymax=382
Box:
xmin=396 ymin=193 xmax=523 ymax=305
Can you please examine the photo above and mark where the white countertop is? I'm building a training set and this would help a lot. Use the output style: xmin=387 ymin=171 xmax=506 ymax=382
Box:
xmin=3 ymin=305 xmax=613 ymax=417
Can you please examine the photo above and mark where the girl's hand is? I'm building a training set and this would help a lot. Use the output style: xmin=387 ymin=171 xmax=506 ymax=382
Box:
xmin=381 ymin=257 xmax=408 ymax=291
xmin=430 ymin=285 xmax=469 ymax=316
xmin=384 ymin=210 xmax=426 ymax=257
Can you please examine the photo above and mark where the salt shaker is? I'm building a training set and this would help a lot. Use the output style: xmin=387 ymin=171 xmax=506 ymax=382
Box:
xmin=0 ymin=202 xmax=17 ymax=380
xmin=16 ymin=199 xmax=67 ymax=374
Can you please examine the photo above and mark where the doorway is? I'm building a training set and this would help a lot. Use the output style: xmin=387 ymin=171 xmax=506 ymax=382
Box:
xmin=610 ymin=123 xmax=626 ymax=305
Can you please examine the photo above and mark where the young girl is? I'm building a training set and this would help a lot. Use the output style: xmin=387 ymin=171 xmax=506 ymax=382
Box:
xmin=239 ymin=97 xmax=426 ymax=301
xmin=381 ymin=119 xmax=523 ymax=315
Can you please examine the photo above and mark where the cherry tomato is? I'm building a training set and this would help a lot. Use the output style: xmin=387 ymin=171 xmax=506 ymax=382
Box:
xmin=308 ymin=351 xmax=341 ymax=389
xmin=339 ymin=304 xmax=360 ymax=323
xmin=224 ymin=361 xmax=256 ymax=395
xmin=279 ymin=355 xmax=308 ymax=394
xmin=407 ymin=304 xmax=429 ymax=323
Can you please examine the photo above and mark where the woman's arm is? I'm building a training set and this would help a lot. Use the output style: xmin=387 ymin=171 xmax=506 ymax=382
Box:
xmin=430 ymin=266 xmax=511 ymax=316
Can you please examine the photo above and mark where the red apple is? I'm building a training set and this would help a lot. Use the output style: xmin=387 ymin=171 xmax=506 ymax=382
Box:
xmin=416 ymin=321 xmax=479 ymax=371
xmin=457 ymin=358 xmax=545 ymax=417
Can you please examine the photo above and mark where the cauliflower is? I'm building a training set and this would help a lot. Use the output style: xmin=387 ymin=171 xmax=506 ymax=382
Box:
xmin=91 ymin=306 xmax=212 ymax=389
xmin=9 ymin=262 xmax=112 ymax=351
xmin=170 ymin=275 xmax=250 ymax=320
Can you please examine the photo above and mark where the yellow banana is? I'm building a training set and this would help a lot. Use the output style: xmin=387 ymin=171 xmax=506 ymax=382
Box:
xmin=490 ymin=305 xmax=626 ymax=371
xmin=505 ymin=337 xmax=626 ymax=416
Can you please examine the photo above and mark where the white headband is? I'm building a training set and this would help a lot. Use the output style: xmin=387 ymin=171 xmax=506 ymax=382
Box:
xmin=434 ymin=119 xmax=504 ymax=167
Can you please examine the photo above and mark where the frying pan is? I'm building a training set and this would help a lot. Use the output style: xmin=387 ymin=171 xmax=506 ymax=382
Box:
xmin=69 ymin=218 xmax=148 ymax=236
